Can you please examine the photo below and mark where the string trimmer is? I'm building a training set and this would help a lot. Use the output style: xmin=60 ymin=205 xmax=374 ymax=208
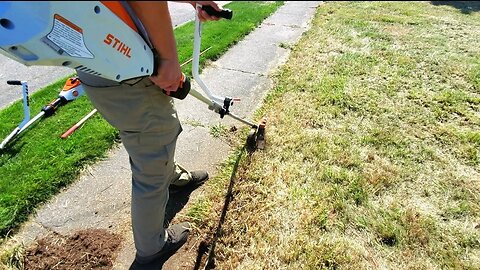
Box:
xmin=179 ymin=4 xmax=267 ymax=151
xmin=0 ymin=2 xmax=266 ymax=151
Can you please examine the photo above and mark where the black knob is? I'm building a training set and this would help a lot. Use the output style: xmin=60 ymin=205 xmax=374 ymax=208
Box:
xmin=7 ymin=80 xmax=22 ymax=85
xmin=201 ymin=5 xmax=233 ymax=20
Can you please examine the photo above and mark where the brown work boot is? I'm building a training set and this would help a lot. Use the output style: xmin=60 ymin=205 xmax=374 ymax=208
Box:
xmin=169 ymin=170 xmax=209 ymax=194
xmin=129 ymin=222 xmax=190 ymax=270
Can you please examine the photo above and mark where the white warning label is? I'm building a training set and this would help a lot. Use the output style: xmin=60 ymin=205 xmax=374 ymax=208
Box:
xmin=46 ymin=14 xmax=93 ymax=58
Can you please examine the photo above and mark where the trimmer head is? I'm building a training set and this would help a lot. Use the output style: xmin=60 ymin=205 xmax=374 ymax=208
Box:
xmin=246 ymin=117 xmax=267 ymax=153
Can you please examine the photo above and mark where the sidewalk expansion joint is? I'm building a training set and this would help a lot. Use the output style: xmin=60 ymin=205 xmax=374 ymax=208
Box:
xmin=286 ymin=24 xmax=302 ymax=29
xmin=262 ymin=22 xmax=304 ymax=30
xmin=34 ymin=220 xmax=58 ymax=235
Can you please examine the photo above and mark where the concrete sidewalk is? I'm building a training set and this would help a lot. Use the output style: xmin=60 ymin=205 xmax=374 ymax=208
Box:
xmin=6 ymin=2 xmax=322 ymax=269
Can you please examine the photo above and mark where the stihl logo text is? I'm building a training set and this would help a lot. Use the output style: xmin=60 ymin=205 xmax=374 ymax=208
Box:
xmin=104 ymin=34 xmax=131 ymax=58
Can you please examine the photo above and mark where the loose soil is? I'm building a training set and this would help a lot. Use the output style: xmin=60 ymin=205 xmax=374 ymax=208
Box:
xmin=24 ymin=229 xmax=122 ymax=270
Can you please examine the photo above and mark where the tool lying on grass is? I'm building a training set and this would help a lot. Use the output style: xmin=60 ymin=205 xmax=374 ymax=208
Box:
xmin=60 ymin=108 xmax=97 ymax=139
xmin=0 ymin=77 xmax=84 ymax=149
xmin=0 ymin=2 xmax=266 ymax=151
xmin=0 ymin=80 xmax=30 ymax=149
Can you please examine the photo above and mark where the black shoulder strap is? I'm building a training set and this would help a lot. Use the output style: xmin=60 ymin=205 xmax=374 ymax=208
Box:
xmin=120 ymin=1 xmax=154 ymax=49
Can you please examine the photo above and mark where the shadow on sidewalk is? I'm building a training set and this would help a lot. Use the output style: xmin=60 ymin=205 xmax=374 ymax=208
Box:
xmin=430 ymin=1 xmax=480 ymax=14
xmin=164 ymin=186 xmax=200 ymax=227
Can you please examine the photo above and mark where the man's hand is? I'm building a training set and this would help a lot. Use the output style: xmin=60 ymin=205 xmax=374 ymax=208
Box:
xmin=184 ymin=1 xmax=222 ymax=22
xmin=129 ymin=2 xmax=182 ymax=92
xmin=195 ymin=1 xmax=222 ymax=22
xmin=150 ymin=58 xmax=182 ymax=94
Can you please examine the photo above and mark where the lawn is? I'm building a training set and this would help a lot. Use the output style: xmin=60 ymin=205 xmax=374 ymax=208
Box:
xmin=0 ymin=1 xmax=284 ymax=237
xmin=186 ymin=1 xmax=480 ymax=269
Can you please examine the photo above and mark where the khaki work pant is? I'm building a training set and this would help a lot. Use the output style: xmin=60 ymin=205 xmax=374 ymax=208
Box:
xmin=82 ymin=77 xmax=192 ymax=258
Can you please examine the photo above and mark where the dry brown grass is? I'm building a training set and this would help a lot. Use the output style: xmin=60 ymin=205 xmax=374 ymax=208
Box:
xmin=182 ymin=1 xmax=480 ymax=269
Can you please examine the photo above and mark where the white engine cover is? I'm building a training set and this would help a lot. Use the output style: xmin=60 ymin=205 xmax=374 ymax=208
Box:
xmin=0 ymin=1 xmax=154 ymax=82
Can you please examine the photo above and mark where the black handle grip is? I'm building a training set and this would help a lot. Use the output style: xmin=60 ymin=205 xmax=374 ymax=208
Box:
xmin=151 ymin=48 xmax=159 ymax=77
xmin=42 ymin=97 xmax=67 ymax=116
xmin=162 ymin=74 xmax=191 ymax=100
xmin=201 ymin=5 xmax=233 ymax=20
xmin=7 ymin=80 xmax=22 ymax=85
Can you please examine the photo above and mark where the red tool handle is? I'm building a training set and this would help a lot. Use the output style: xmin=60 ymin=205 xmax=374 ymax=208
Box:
xmin=61 ymin=125 xmax=79 ymax=139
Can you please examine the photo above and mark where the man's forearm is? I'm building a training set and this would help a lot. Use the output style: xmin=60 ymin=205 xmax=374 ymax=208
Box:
xmin=129 ymin=2 xmax=178 ymax=64
xmin=127 ymin=1 xmax=220 ymax=91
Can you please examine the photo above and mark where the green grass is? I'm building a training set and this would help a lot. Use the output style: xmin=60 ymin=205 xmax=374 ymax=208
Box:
xmin=182 ymin=1 xmax=480 ymax=269
xmin=0 ymin=1 xmax=284 ymax=237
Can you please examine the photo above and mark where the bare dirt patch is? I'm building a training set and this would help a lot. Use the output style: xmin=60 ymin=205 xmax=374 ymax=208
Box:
xmin=24 ymin=229 xmax=122 ymax=270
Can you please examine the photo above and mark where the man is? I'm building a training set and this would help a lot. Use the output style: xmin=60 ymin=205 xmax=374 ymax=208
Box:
xmin=76 ymin=1 xmax=222 ymax=268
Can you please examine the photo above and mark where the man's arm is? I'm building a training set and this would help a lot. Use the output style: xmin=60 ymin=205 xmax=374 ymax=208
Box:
xmin=129 ymin=2 xmax=180 ymax=92
xmin=129 ymin=1 xmax=222 ymax=92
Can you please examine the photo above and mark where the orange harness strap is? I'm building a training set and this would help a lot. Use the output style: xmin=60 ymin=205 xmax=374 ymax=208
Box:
xmin=100 ymin=1 xmax=138 ymax=32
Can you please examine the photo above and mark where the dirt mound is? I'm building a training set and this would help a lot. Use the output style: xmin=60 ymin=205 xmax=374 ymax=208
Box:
xmin=24 ymin=229 xmax=122 ymax=270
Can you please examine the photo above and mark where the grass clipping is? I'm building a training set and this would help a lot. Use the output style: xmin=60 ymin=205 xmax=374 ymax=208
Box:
xmin=199 ymin=2 xmax=480 ymax=270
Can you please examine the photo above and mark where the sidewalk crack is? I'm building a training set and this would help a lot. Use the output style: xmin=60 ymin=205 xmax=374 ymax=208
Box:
xmin=220 ymin=67 xmax=265 ymax=77
xmin=262 ymin=22 xmax=305 ymax=29
xmin=34 ymin=220 xmax=58 ymax=234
